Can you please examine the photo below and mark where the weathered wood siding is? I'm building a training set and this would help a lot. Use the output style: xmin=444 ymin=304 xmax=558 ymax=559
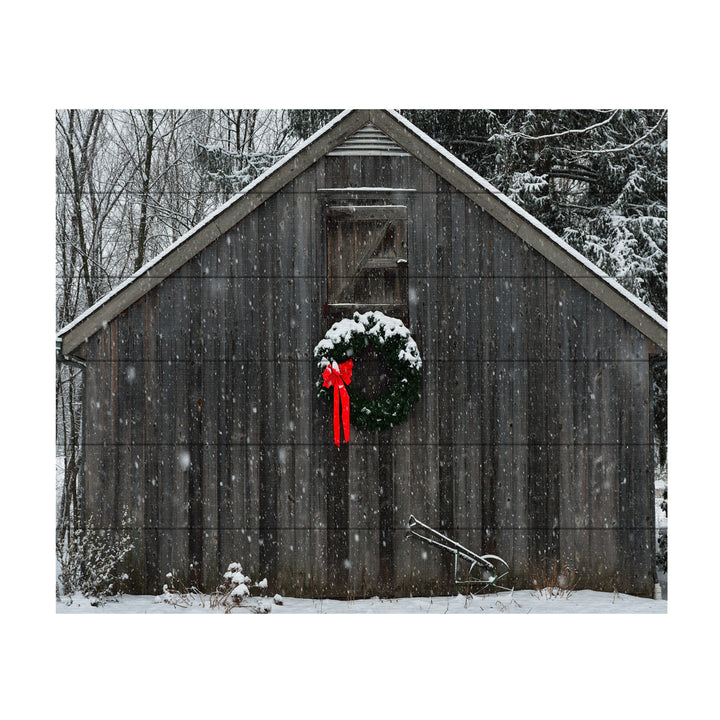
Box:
xmin=82 ymin=152 xmax=656 ymax=598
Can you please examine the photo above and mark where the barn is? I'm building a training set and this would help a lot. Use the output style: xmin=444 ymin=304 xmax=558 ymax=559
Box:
xmin=57 ymin=109 xmax=667 ymax=599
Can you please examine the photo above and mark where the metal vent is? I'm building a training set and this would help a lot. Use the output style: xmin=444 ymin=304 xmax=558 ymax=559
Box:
xmin=328 ymin=124 xmax=409 ymax=156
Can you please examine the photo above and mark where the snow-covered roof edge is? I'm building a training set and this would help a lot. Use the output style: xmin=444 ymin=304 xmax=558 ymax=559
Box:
xmin=383 ymin=108 xmax=668 ymax=333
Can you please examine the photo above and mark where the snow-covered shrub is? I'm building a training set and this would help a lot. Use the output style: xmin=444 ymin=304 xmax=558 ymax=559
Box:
xmin=160 ymin=562 xmax=208 ymax=608
xmin=56 ymin=508 xmax=134 ymax=604
xmin=160 ymin=561 xmax=279 ymax=613
xmin=527 ymin=554 xmax=578 ymax=599
xmin=212 ymin=562 xmax=274 ymax=613
xmin=214 ymin=562 xmax=252 ymax=607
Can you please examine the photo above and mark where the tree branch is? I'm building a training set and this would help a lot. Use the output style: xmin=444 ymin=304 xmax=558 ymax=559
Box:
xmin=567 ymin=111 xmax=667 ymax=155
xmin=509 ymin=110 xmax=620 ymax=141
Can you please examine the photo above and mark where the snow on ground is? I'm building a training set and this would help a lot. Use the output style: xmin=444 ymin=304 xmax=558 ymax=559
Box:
xmin=49 ymin=588 xmax=677 ymax=720
xmin=56 ymin=588 xmax=666 ymax=614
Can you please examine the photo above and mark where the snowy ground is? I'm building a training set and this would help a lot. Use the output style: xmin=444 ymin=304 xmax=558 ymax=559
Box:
xmin=49 ymin=586 xmax=677 ymax=719
xmin=56 ymin=587 xmax=666 ymax=614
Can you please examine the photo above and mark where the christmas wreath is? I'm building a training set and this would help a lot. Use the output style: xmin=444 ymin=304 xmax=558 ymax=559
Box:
xmin=313 ymin=311 xmax=422 ymax=442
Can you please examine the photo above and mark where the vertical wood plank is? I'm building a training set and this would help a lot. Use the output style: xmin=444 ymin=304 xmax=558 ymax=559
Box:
xmin=215 ymin=235 xmax=233 ymax=576
xmin=142 ymin=296 xmax=160 ymax=591
xmin=377 ymin=430 xmax=394 ymax=596
xmin=256 ymin=196 xmax=279 ymax=586
xmin=311 ymin=158 xmax=329 ymax=596
xmin=554 ymin=273 xmax=576 ymax=569
xmin=571 ymin=283 xmax=591 ymax=579
xmin=155 ymin=280 xmax=175 ymax=581
xmin=478 ymin=206 xmax=498 ymax=560
xmin=275 ymin=179 xmax=297 ymax=592
xmin=435 ymin=176 xmax=455 ymax=585
xmin=199 ymin=243 xmax=219 ymax=588
xmin=326 ymin=442 xmax=350 ymax=596
xmin=83 ymin=336 xmax=102 ymax=545
xmin=543 ymin=255 xmax=561 ymax=563
xmin=493 ymin=222 xmax=515 ymax=570
xmin=291 ymin=171 xmax=313 ymax=593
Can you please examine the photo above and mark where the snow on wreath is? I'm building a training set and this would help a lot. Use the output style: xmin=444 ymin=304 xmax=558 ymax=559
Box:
xmin=313 ymin=311 xmax=421 ymax=441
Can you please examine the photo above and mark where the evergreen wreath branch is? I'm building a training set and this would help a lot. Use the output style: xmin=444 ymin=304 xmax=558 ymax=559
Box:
xmin=313 ymin=311 xmax=422 ymax=433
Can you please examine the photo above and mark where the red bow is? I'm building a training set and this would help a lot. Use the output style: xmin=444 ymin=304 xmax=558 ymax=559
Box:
xmin=322 ymin=359 xmax=353 ymax=446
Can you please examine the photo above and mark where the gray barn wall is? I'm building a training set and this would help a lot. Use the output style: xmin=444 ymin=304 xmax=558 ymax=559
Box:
xmin=82 ymin=152 xmax=656 ymax=598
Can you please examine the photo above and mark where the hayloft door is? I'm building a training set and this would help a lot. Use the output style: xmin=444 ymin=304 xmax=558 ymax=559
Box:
xmin=326 ymin=203 xmax=408 ymax=322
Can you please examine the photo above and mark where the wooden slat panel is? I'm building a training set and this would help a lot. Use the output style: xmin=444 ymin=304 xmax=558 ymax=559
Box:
xmin=555 ymin=274 xmax=577 ymax=571
xmin=326 ymin=442 xmax=350 ymax=597
xmin=178 ymin=263 xmax=202 ymax=579
xmin=599 ymin=313 xmax=621 ymax=586
xmin=543 ymin=257 xmax=562 ymax=565
xmin=434 ymin=177 xmax=455 ymax=585
xmin=199 ymin=242 xmax=219 ymax=588
xmin=347 ymin=435 xmax=380 ymax=597
xmin=477 ymin=205 xmax=498 ymax=560
xmin=618 ymin=323 xmax=654 ymax=594
xmin=154 ymin=282 xmax=174 ymax=582
xmin=142 ymin=297 xmax=160 ymax=591
xmin=492 ymin=221 xmax=516 ymax=570
xmin=120 ymin=302 xmax=147 ymax=589
xmin=449 ymin=189 xmax=471 ymax=557
xmin=83 ymin=335 xmax=104 ymax=535
xmin=524 ymin=240 xmax=546 ymax=566
xmin=512 ymin=242 xmax=532 ymax=572
xmin=105 ymin=321 xmax=120 ymax=543
xmin=290 ymin=170 xmax=314 ymax=594
xmin=361 ymin=153 xmax=379 ymax=187
xmin=392 ymin=420 xmax=427 ymax=596
xmin=275 ymin=182 xmax=297 ymax=593
xmin=115 ymin=312 xmax=131 ymax=547
xmin=310 ymin=159 xmax=329 ymax=596
xmin=184 ymin=262 xmax=204 ymax=575
xmin=586 ymin=295 xmax=612 ymax=588
xmin=570 ymin=282 xmax=591 ymax=577
xmin=256 ymin=197 xmax=279 ymax=586
xmin=377 ymin=431 xmax=394 ymax=595
xmin=215 ymin=244 xmax=232 ymax=575
xmin=220 ymin=226 xmax=253 ymax=578
xmin=405 ymin=158 xmax=447 ymax=590
xmin=243 ymin=209 xmax=263 ymax=580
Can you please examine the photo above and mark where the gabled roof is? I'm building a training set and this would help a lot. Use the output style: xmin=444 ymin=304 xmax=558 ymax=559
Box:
xmin=58 ymin=109 xmax=667 ymax=355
